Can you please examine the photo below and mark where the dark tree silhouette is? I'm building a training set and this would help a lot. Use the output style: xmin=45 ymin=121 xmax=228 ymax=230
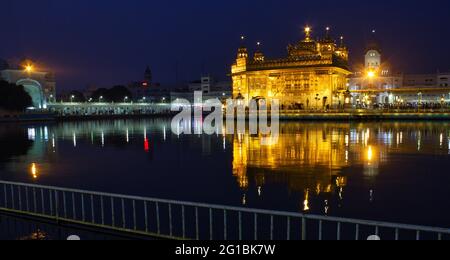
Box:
xmin=69 ymin=90 xmax=86 ymax=102
xmin=0 ymin=80 xmax=33 ymax=111
xmin=90 ymin=86 xmax=132 ymax=102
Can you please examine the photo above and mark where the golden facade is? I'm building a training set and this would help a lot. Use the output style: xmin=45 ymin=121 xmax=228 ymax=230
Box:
xmin=231 ymin=28 xmax=352 ymax=109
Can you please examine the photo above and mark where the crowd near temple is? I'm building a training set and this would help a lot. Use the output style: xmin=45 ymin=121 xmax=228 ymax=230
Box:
xmin=0 ymin=25 xmax=449 ymax=115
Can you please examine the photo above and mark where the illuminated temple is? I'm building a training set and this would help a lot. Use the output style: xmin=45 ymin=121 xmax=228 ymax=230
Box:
xmin=231 ymin=27 xmax=352 ymax=109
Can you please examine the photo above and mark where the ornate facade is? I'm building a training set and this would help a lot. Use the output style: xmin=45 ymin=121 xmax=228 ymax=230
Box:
xmin=231 ymin=27 xmax=352 ymax=110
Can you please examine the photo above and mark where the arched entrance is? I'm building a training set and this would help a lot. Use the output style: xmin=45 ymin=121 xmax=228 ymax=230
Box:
xmin=16 ymin=79 xmax=46 ymax=109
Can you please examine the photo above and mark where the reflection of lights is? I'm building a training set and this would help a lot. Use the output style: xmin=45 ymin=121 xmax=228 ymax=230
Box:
xmin=242 ymin=194 xmax=247 ymax=206
xmin=73 ymin=132 xmax=77 ymax=147
xmin=52 ymin=134 xmax=56 ymax=149
xmin=223 ymin=136 xmax=226 ymax=150
xmin=163 ymin=126 xmax=167 ymax=141
xmin=303 ymin=189 xmax=310 ymax=212
xmin=126 ymin=129 xmax=129 ymax=143
xmin=345 ymin=150 xmax=349 ymax=163
xmin=367 ymin=146 xmax=373 ymax=165
xmin=101 ymin=131 xmax=105 ymax=147
xmin=257 ymin=186 xmax=262 ymax=197
xmin=28 ymin=128 xmax=36 ymax=141
xmin=324 ymin=200 xmax=329 ymax=215
xmin=44 ymin=127 xmax=49 ymax=141
xmin=440 ymin=133 xmax=444 ymax=147
xmin=30 ymin=163 xmax=38 ymax=179
xmin=345 ymin=134 xmax=349 ymax=147
xmin=144 ymin=138 xmax=149 ymax=152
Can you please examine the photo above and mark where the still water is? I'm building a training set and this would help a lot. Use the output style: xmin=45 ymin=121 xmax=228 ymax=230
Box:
xmin=0 ymin=119 xmax=450 ymax=228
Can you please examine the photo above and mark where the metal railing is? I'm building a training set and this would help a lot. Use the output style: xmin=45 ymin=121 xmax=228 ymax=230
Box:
xmin=0 ymin=180 xmax=449 ymax=240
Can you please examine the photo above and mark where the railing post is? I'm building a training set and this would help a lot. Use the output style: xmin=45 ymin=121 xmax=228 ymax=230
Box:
xmin=18 ymin=186 xmax=22 ymax=211
xmin=101 ymin=196 xmax=105 ymax=226
xmin=25 ymin=187 xmax=29 ymax=212
xmin=319 ymin=220 xmax=323 ymax=241
xmin=209 ymin=208 xmax=213 ymax=240
xmin=81 ymin=194 xmax=85 ymax=222
xmin=156 ymin=202 xmax=160 ymax=235
xmin=33 ymin=187 xmax=37 ymax=213
xmin=144 ymin=201 xmax=148 ymax=233
xmin=121 ymin=198 xmax=126 ymax=229
xmin=195 ymin=207 xmax=199 ymax=240
xmin=55 ymin=190 xmax=59 ymax=219
xmin=287 ymin=217 xmax=290 ymax=240
xmin=40 ymin=189 xmax=45 ymax=214
xmin=3 ymin=184 xmax=7 ymax=208
xmin=91 ymin=195 xmax=95 ymax=224
xmin=10 ymin=184 xmax=15 ymax=209
xmin=72 ymin=192 xmax=76 ymax=220
xmin=168 ymin=203 xmax=173 ymax=237
xmin=133 ymin=200 xmax=137 ymax=231
xmin=224 ymin=210 xmax=227 ymax=241
xmin=337 ymin=222 xmax=341 ymax=241
xmin=49 ymin=190 xmax=54 ymax=216
xmin=302 ymin=218 xmax=306 ymax=240
xmin=63 ymin=191 xmax=67 ymax=218
xmin=239 ymin=211 xmax=242 ymax=241
xmin=355 ymin=224 xmax=359 ymax=241
xmin=111 ymin=197 xmax=115 ymax=227
xmin=254 ymin=213 xmax=258 ymax=241
xmin=270 ymin=215 xmax=274 ymax=241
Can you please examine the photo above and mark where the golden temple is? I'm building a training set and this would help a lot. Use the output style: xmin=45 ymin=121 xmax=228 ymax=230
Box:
xmin=231 ymin=27 xmax=352 ymax=110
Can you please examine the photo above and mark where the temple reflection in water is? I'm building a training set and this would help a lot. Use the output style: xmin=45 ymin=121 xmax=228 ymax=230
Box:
xmin=232 ymin=122 xmax=450 ymax=212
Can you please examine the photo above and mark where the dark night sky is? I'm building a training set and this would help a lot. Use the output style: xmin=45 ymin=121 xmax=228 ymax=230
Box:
xmin=1 ymin=0 xmax=450 ymax=92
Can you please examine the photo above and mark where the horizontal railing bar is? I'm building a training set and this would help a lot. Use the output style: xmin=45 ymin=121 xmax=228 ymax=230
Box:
xmin=1 ymin=180 xmax=449 ymax=235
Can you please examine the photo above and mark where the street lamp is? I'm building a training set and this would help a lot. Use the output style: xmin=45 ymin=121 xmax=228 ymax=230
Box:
xmin=124 ymin=96 xmax=129 ymax=102
xmin=25 ymin=65 xmax=33 ymax=74
xmin=99 ymin=96 xmax=104 ymax=102
xmin=70 ymin=95 xmax=75 ymax=103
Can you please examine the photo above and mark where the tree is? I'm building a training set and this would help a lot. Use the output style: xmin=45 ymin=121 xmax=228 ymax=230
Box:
xmin=90 ymin=86 xmax=132 ymax=102
xmin=109 ymin=85 xmax=132 ymax=102
xmin=0 ymin=80 xmax=33 ymax=111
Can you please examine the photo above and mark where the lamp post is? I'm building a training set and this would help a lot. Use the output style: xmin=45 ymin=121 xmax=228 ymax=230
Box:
xmin=70 ymin=95 xmax=75 ymax=103
xmin=99 ymin=96 xmax=103 ymax=103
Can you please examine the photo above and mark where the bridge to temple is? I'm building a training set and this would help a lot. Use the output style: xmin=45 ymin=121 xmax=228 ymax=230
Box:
xmin=48 ymin=102 xmax=172 ymax=116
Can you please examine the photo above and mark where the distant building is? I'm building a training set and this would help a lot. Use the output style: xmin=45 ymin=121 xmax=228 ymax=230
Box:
xmin=349 ymin=32 xmax=450 ymax=107
xmin=128 ymin=66 xmax=154 ymax=101
xmin=171 ymin=76 xmax=232 ymax=103
xmin=0 ymin=60 xmax=56 ymax=109
xmin=231 ymin=27 xmax=352 ymax=110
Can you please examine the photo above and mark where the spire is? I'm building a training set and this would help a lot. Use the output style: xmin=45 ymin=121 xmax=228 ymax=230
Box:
xmin=237 ymin=35 xmax=248 ymax=59
xmin=254 ymin=42 xmax=265 ymax=62
xmin=366 ymin=29 xmax=382 ymax=53
xmin=325 ymin=27 xmax=331 ymax=40
xmin=144 ymin=66 xmax=152 ymax=83
xmin=304 ymin=26 xmax=312 ymax=42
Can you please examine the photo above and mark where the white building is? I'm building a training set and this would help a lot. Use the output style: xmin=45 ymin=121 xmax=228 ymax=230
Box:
xmin=349 ymin=36 xmax=450 ymax=108
xmin=0 ymin=60 xmax=56 ymax=109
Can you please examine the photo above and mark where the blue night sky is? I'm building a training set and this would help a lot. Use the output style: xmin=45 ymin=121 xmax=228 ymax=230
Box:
xmin=1 ymin=0 xmax=450 ymax=91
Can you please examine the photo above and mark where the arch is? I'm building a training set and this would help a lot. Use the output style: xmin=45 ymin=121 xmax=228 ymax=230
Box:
xmin=16 ymin=79 xmax=46 ymax=109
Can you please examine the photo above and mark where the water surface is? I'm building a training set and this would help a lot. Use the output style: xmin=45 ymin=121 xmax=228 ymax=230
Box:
xmin=0 ymin=119 xmax=449 ymax=228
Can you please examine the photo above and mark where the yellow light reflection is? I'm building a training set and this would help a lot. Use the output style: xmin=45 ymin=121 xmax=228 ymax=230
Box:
xmin=303 ymin=189 xmax=310 ymax=212
xmin=30 ymin=163 xmax=38 ymax=179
